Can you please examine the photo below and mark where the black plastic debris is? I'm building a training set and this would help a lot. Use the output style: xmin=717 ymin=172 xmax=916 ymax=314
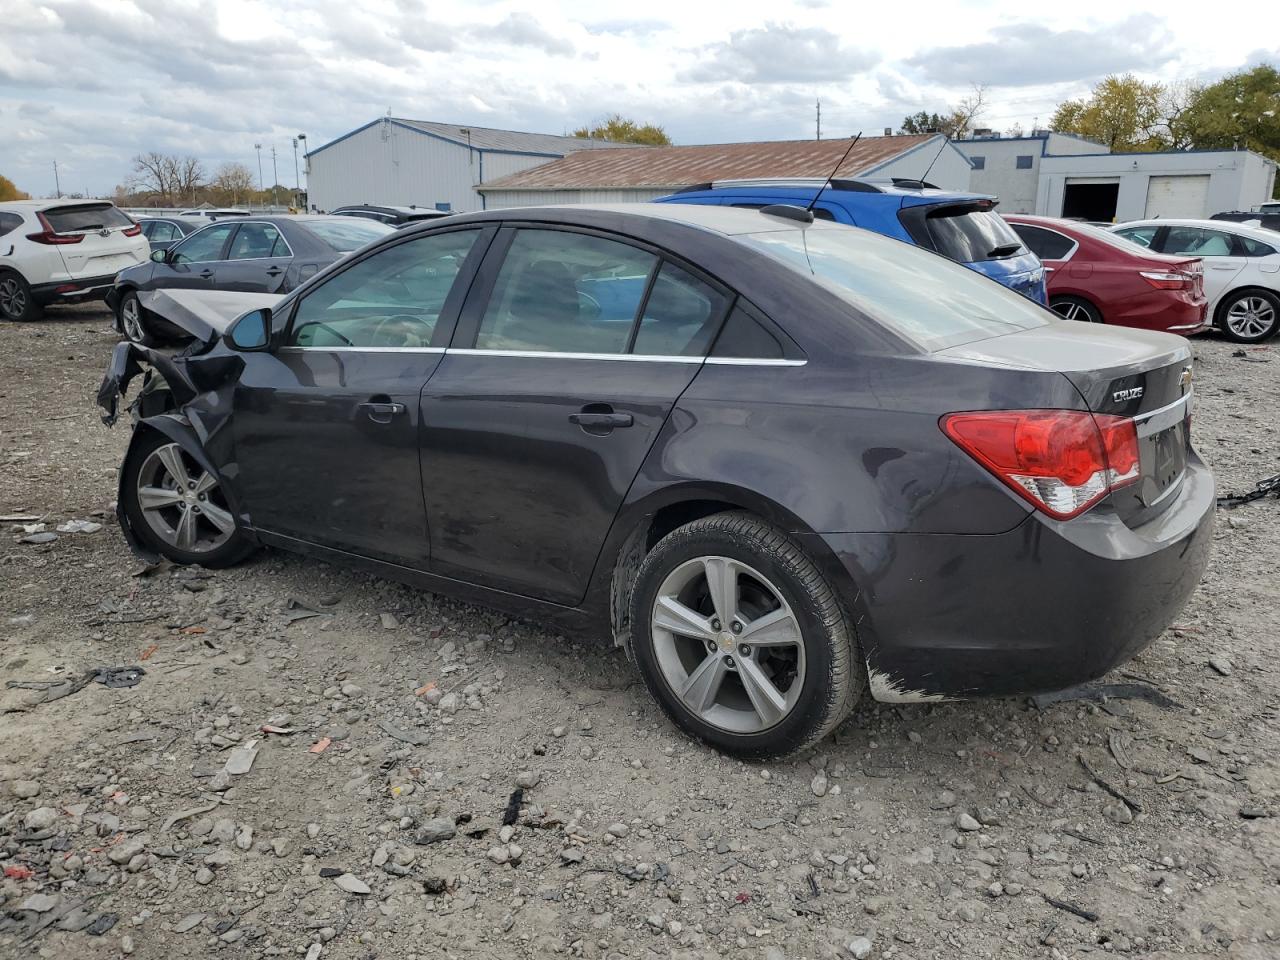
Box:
xmin=502 ymin=789 xmax=524 ymax=827
xmin=86 ymin=913 xmax=119 ymax=936
xmin=1217 ymin=472 xmax=1280 ymax=509
xmin=91 ymin=666 xmax=146 ymax=689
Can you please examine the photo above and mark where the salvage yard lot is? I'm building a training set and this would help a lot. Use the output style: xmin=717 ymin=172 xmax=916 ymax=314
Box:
xmin=2 ymin=304 xmax=1279 ymax=959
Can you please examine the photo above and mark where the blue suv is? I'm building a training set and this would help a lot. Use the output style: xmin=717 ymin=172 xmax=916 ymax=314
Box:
xmin=654 ymin=179 xmax=1047 ymax=303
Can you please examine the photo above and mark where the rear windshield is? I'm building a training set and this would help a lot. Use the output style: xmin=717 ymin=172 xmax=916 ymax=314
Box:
xmin=43 ymin=203 xmax=132 ymax=232
xmin=739 ymin=226 xmax=1050 ymax=351
xmin=926 ymin=207 xmax=1025 ymax=263
xmin=304 ymin=218 xmax=395 ymax=252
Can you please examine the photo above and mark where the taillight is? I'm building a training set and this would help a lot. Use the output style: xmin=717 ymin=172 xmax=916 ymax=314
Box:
xmin=123 ymin=224 xmax=142 ymax=237
xmin=26 ymin=212 xmax=83 ymax=245
xmin=1139 ymin=270 xmax=1191 ymax=290
xmin=942 ymin=409 xmax=1139 ymax=520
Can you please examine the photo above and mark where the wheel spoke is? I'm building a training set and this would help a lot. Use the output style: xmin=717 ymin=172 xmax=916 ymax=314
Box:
xmin=137 ymin=485 xmax=184 ymax=510
xmin=701 ymin=557 xmax=738 ymax=626
xmin=680 ymin=653 xmax=728 ymax=714
xmin=738 ymin=607 xmax=801 ymax=648
xmin=193 ymin=471 xmax=219 ymax=496
xmin=200 ymin=501 xmax=236 ymax=535
xmin=173 ymin=508 xmax=198 ymax=550
xmin=156 ymin=445 xmax=191 ymax=489
xmin=737 ymin=657 xmax=788 ymax=724
xmin=653 ymin=595 xmax=716 ymax=642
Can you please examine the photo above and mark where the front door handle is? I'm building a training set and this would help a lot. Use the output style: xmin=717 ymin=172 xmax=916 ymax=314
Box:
xmin=358 ymin=400 xmax=406 ymax=424
xmin=569 ymin=405 xmax=633 ymax=435
xmin=199 ymin=270 xmax=214 ymax=278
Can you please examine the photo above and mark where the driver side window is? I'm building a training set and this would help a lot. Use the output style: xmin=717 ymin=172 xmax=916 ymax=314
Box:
xmin=288 ymin=230 xmax=481 ymax=348
xmin=172 ymin=223 xmax=236 ymax=264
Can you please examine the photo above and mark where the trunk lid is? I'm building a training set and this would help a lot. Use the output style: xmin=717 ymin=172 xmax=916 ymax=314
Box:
xmin=42 ymin=202 xmax=147 ymax=278
xmin=937 ymin=323 xmax=1194 ymax=525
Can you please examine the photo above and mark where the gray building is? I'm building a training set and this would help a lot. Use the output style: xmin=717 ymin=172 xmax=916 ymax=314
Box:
xmin=304 ymin=118 xmax=621 ymax=214
xmin=477 ymin=134 xmax=972 ymax=208
xmin=954 ymin=131 xmax=1277 ymax=221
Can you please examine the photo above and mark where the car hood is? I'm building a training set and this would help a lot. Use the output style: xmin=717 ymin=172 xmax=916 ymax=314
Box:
xmin=137 ymin=289 xmax=283 ymax=342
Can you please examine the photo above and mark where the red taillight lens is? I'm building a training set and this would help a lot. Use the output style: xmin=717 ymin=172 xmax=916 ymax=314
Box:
xmin=25 ymin=230 xmax=83 ymax=245
xmin=1139 ymin=270 xmax=1190 ymax=290
xmin=122 ymin=224 xmax=142 ymax=237
xmin=942 ymin=409 xmax=1140 ymax=520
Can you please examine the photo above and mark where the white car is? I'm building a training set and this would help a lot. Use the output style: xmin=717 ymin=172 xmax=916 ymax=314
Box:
xmin=1110 ymin=218 xmax=1280 ymax=343
xmin=0 ymin=199 xmax=150 ymax=322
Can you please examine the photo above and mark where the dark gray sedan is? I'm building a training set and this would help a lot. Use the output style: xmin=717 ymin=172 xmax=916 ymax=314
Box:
xmin=108 ymin=215 xmax=392 ymax=344
xmin=98 ymin=204 xmax=1213 ymax=758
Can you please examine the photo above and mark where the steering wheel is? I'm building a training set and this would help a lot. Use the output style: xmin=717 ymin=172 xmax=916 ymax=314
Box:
xmin=368 ymin=313 xmax=435 ymax=347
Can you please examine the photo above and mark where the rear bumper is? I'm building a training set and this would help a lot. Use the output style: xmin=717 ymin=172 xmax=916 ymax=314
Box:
xmin=1107 ymin=290 xmax=1208 ymax=335
xmin=31 ymin=273 xmax=117 ymax=306
xmin=807 ymin=453 xmax=1214 ymax=701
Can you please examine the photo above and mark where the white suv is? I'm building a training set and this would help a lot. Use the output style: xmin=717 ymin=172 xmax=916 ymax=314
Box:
xmin=0 ymin=200 xmax=151 ymax=321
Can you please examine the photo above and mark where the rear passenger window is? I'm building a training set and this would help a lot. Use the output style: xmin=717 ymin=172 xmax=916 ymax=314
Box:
xmin=476 ymin=229 xmax=657 ymax=354
xmin=229 ymin=223 xmax=287 ymax=260
xmin=1238 ymin=235 xmax=1276 ymax=257
xmin=710 ymin=304 xmax=784 ymax=359
xmin=631 ymin=263 xmax=729 ymax=356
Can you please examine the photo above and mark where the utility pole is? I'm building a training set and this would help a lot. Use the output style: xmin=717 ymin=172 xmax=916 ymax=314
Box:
xmin=297 ymin=134 xmax=307 ymax=209
xmin=52 ymin=160 xmax=62 ymax=198
xmin=816 ymin=99 xmax=822 ymax=141
xmin=271 ymin=146 xmax=279 ymax=210
xmin=254 ymin=144 xmax=264 ymax=210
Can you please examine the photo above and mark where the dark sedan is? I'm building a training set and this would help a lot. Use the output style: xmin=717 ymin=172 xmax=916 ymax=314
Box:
xmin=332 ymin=203 xmax=452 ymax=227
xmin=137 ymin=217 xmax=204 ymax=253
xmin=108 ymin=215 xmax=392 ymax=344
xmin=98 ymin=204 xmax=1213 ymax=759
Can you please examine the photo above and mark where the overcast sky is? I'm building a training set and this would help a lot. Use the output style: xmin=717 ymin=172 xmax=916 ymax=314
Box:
xmin=1 ymin=0 xmax=1273 ymax=197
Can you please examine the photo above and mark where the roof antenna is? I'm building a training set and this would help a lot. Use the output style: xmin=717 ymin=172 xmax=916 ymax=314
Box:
xmin=916 ymin=133 xmax=950 ymax=188
xmin=759 ymin=132 xmax=862 ymax=225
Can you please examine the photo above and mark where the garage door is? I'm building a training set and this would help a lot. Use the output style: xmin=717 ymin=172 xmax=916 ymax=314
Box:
xmin=1144 ymin=175 xmax=1210 ymax=219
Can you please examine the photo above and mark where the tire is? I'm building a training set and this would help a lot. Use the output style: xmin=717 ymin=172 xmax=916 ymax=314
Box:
xmin=0 ymin=270 xmax=41 ymax=322
xmin=1216 ymin=288 xmax=1280 ymax=344
xmin=1050 ymin=295 xmax=1102 ymax=324
xmin=629 ymin=511 xmax=862 ymax=760
xmin=120 ymin=431 xmax=254 ymax=568
xmin=118 ymin=290 xmax=158 ymax=346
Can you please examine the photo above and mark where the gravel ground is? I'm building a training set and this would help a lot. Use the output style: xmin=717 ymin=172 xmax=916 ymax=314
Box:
xmin=1 ymin=303 xmax=1278 ymax=960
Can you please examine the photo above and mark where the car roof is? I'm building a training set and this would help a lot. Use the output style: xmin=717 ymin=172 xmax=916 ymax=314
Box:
xmin=1114 ymin=218 xmax=1280 ymax=242
xmin=0 ymin=199 xmax=120 ymax=213
xmin=665 ymin=180 xmax=995 ymax=206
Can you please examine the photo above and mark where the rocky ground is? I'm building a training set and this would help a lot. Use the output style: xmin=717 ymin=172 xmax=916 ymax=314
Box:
xmin=1 ymin=303 xmax=1278 ymax=960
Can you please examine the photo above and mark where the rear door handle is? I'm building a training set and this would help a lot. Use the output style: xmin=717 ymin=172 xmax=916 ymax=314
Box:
xmin=358 ymin=401 xmax=406 ymax=424
xmin=569 ymin=406 xmax=633 ymax=434
xmin=199 ymin=270 xmax=214 ymax=278
xmin=266 ymin=267 xmax=283 ymax=277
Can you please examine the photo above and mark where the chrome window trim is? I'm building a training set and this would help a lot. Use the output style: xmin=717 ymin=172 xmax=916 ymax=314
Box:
xmin=449 ymin=348 xmax=702 ymax=363
xmin=704 ymin=357 xmax=807 ymax=367
xmin=275 ymin=345 xmax=803 ymax=365
xmin=278 ymin=346 xmax=445 ymax=354
xmin=1146 ymin=471 xmax=1186 ymax=507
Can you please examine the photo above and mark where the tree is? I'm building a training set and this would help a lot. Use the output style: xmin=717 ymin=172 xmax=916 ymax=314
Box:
xmin=899 ymin=84 xmax=987 ymax=139
xmin=1050 ymin=74 xmax=1168 ymax=151
xmin=128 ymin=152 xmax=206 ymax=205
xmin=211 ymin=162 xmax=256 ymax=205
xmin=573 ymin=114 xmax=671 ymax=145
xmin=899 ymin=111 xmax=948 ymax=135
xmin=1183 ymin=64 xmax=1280 ymax=167
xmin=0 ymin=175 xmax=29 ymax=201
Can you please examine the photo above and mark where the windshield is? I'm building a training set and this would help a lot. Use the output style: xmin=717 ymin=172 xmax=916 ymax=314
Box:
xmin=303 ymin=218 xmax=395 ymax=252
xmin=739 ymin=226 xmax=1050 ymax=351
xmin=926 ymin=207 xmax=1026 ymax=263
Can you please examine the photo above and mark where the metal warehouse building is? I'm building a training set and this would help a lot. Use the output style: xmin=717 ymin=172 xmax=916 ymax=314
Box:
xmin=476 ymin=134 xmax=972 ymax=207
xmin=954 ymin=131 xmax=1277 ymax=221
xmin=304 ymin=117 xmax=623 ymax=214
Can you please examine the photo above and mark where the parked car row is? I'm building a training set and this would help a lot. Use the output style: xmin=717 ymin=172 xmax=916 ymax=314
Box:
xmin=99 ymin=202 xmax=1213 ymax=758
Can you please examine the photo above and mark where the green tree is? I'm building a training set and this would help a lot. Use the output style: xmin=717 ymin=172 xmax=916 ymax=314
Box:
xmin=899 ymin=84 xmax=987 ymax=139
xmin=1183 ymin=64 xmax=1280 ymax=167
xmin=0 ymin=175 xmax=29 ymax=201
xmin=573 ymin=114 xmax=671 ymax=146
xmin=1050 ymin=74 xmax=1168 ymax=151
xmin=899 ymin=111 xmax=948 ymax=135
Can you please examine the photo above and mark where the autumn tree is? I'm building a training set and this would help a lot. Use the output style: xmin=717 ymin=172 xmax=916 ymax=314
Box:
xmin=1182 ymin=64 xmax=1280 ymax=165
xmin=1050 ymin=74 xmax=1170 ymax=151
xmin=573 ymin=114 xmax=671 ymax=145
xmin=0 ymin=175 xmax=29 ymax=201
xmin=128 ymin=152 xmax=206 ymax=205
xmin=899 ymin=84 xmax=988 ymax=139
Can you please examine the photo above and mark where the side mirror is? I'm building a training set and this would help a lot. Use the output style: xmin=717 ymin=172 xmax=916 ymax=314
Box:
xmin=150 ymin=248 xmax=168 ymax=263
xmin=226 ymin=308 xmax=272 ymax=351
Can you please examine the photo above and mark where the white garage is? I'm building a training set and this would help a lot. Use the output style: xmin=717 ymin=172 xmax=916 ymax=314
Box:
xmin=1144 ymin=174 xmax=1211 ymax=218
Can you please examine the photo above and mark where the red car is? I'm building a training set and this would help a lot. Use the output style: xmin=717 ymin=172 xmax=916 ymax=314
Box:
xmin=1004 ymin=215 xmax=1208 ymax=335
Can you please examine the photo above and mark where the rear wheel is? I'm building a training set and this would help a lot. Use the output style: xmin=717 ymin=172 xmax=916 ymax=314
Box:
xmin=118 ymin=290 xmax=158 ymax=346
xmin=1217 ymin=289 xmax=1280 ymax=343
xmin=121 ymin=432 xmax=253 ymax=568
xmin=0 ymin=270 xmax=40 ymax=322
xmin=1050 ymin=295 xmax=1102 ymax=324
xmin=629 ymin=512 xmax=861 ymax=760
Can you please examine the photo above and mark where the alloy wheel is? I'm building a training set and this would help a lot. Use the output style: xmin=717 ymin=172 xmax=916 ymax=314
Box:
xmin=121 ymin=296 xmax=146 ymax=342
xmin=1225 ymin=297 xmax=1276 ymax=339
xmin=651 ymin=556 xmax=806 ymax=734
xmin=135 ymin=443 xmax=235 ymax=553
xmin=1052 ymin=300 xmax=1094 ymax=323
xmin=0 ymin=277 xmax=26 ymax=319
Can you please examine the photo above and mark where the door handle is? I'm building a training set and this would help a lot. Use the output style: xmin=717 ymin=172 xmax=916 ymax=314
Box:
xmin=1209 ymin=264 xmax=1237 ymax=270
xmin=199 ymin=270 xmax=214 ymax=278
xmin=569 ymin=405 xmax=633 ymax=435
xmin=358 ymin=400 xmax=406 ymax=424
xmin=266 ymin=267 xmax=283 ymax=276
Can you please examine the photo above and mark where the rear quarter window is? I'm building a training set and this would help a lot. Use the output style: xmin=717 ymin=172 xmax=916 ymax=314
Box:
xmin=43 ymin=204 xmax=132 ymax=232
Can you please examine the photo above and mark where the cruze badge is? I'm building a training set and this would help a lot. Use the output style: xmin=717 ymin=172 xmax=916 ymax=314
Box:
xmin=1112 ymin=386 xmax=1144 ymax=402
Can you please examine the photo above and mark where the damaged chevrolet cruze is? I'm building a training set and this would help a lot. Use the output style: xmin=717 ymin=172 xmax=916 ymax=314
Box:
xmin=97 ymin=204 xmax=1213 ymax=759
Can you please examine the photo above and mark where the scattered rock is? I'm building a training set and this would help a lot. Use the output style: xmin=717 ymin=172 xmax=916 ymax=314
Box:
xmin=21 ymin=893 xmax=60 ymax=913
xmin=415 ymin=818 xmax=456 ymax=844
xmin=108 ymin=838 xmax=145 ymax=865
xmin=23 ymin=807 xmax=57 ymax=831
xmin=515 ymin=770 xmax=541 ymax=790
xmin=956 ymin=812 xmax=981 ymax=832
xmin=333 ymin=873 xmax=371 ymax=894
xmin=811 ymin=770 xmax=829 ymax=798
xmin=11 ymin=780 xmax=40 ymax=799
xmin=606 ymin=822 xmax=629 ymax=838
xmin=380 ymin=612 xmax=399 ymax=630
xmin=1208 ymin=656 xmax=1233 ymax=677
xmin=846 ymin=935 xmax=873 ymax=959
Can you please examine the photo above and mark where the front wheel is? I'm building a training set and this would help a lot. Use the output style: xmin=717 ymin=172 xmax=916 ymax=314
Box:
xmin=1218 ymin=289 xmax=1280 ymax=343
xmin=118 ymin=290 xmax=158 ymax=346
xmin=1050 ymin=295 xmax=1102 ymax=324
xmin=121 ymin=433 xmax=254 ymax=568
xmin=629 ymin=512 xmax=861 ymax=760
xmin=0 ymin=270 xmax=40 ymax=322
